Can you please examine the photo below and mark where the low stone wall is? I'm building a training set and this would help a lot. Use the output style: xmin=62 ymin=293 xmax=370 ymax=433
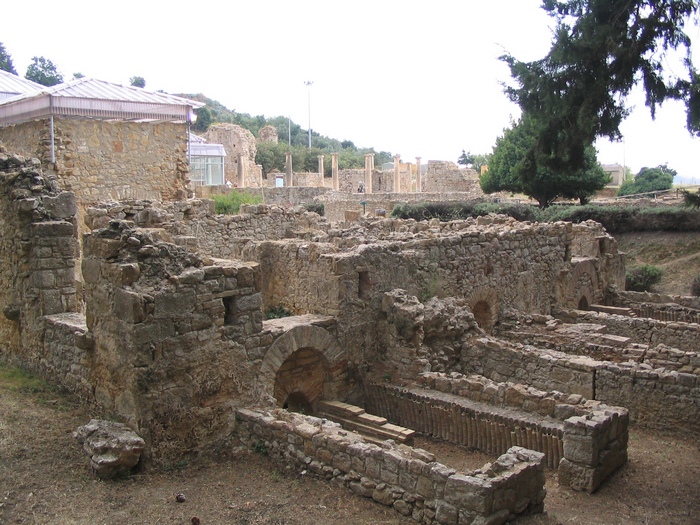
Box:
xmin=40 ymin=313 xmax=92 ymax=399
xmin=555 ymin=307 xmax=700 ymax=354
xmin=461 ymin=337 xmax=598 ymax=399
xmin=236 ymin=408 xmax=546 ymax=525
xmin=596 ymin=361 xmax=700 ymax=432
xmin=317 ymin=191 xmax=486 ymax=223
xmin=366 ymin=374 xmax=629 ymax=493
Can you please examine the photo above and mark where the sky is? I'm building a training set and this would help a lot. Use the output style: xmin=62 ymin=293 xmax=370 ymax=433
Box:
xmin=3 ymin=1 xmax=699 ymax=181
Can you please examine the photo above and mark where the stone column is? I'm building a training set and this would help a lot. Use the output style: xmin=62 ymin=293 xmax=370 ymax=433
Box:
xmin=318 ymin=154 xmax=325 ymax=187
xmin=285 ymin=152 xmax=293 ymax=187
xmin=331 ymin=152 xmax=339 ymax=191
xmin=237 ymin=153 xmax=245 ymax=188
xmin=393 ymin=155 xmax=401 ymax=193
xmin=364 ymin=153 xmax=374 ymax=194
xmin=415 ymin=157 xmax=422 ymax=192
xmin=256 ymin=164 xmax=264 ymax=188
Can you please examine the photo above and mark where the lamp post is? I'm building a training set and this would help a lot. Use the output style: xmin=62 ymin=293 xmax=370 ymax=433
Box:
xmin=304 ymin=80 xmax=313 ymax=148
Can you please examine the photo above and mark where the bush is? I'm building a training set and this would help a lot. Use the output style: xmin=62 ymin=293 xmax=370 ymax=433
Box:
xmin=265 ymin=305 xmax=293 ymax=319
xmin=691 ymin=274 xmax=700 ymax=296
xmin=303 ymin=202 xmax=324 ymax=216
xmin=212 ymin=190 xmax=262 ymax=214
xmin=625 ymin=265 xmax=664 ymax=292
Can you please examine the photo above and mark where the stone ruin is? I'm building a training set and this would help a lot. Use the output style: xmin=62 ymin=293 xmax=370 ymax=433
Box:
xmin=1 ymin=143 xmax=699 ymax=523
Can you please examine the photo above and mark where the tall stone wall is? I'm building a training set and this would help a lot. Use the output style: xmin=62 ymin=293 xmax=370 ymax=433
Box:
xmin=0 ymin=118 xmax=190 ymax=204
xmin=81 ymin=222 xmax=269 ymax=460
xmin=0 ymin=146 xmax=79 ymax=364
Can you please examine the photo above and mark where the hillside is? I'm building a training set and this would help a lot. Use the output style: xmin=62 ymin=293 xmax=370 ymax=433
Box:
xmin=615 ymin=231 xmax=700 ymax=296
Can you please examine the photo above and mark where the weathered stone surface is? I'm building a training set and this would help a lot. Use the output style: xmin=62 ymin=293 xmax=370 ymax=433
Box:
xmin=73 ymin=419 xmax=145 ymax=479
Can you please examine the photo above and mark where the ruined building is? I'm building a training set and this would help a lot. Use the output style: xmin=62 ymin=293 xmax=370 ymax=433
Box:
xmin=1 ymin=136 xmax=699 ymax=524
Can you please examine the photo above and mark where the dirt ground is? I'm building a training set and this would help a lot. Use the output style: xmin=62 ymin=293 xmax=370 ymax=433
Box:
xmin=1 ymin=369 xmax=699 ymax=525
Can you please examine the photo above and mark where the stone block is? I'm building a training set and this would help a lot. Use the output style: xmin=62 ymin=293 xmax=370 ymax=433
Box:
xmin=444 ymin=474 xmax=493 ymax=514
xmin=43 ymin=192 xmax=77 ymax=219
xmin=434 ymin=501 xmax=458 ymax=525
xmin=153 ymin=290 xmax=195 ymax=318
xmin=563 ymin=433 xmax=599 ymax=465
xmin=114 ymin=289 xmax=145 ymax=324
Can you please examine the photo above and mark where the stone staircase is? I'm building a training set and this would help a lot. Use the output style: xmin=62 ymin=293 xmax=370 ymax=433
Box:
xmin=317 ymin=400 xmax=415 ymax=445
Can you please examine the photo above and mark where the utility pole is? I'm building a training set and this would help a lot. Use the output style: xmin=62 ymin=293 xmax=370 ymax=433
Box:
xmin=304 ymin=81 xmax=313 ymax=148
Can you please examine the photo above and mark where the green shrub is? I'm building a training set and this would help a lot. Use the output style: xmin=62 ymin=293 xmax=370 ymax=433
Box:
xmin=691 ymin=274 xmax=700 ymax=296
xmin=625 ymin=265 xmax=664 ymax=292
xmin=265 ymin=305 xmax=293 ymax=319
xmin=303 ymin=202 xmax=324 ymax=216
xmin=212 ymin=190 xmax=262 ymax=214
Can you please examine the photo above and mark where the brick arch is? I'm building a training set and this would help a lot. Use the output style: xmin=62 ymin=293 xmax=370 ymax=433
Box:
xmin=260 ymin=325 xmax=346 ymax=410
xmin=465 ymin=286 xmax=500 ymax=333
xmin=571 ymin=259 xmax=599 ymax=310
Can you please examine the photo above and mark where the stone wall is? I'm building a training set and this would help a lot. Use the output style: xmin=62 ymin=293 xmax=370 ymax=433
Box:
xmin=595 ymin=361 xmax=700 ymax=432
xmin=0 ymin=147 xmax=79 ymax=365
xmin=555 ymin=308 xmax=700 ymax=354
xmin=318 ymin=191 xmax=489 ymax=223
xmin=460 ymin=337 xmax=598 ymax=399
xmin=0 ymin=118 xmax=190 ymax=204
xmin=422 ymin=161 xmax=481 ymax=193
xmin=236 ymin=408 xmax=546 ymax=524
xmin=202 ymin=124 xmax=261 ymax=187
xmin=81 ymin=222 xmax=270 ymax=459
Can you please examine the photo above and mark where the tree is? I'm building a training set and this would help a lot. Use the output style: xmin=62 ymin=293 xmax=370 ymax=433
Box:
xmin=480 ymin=116 xmax=609 ymax=207
xmin=618 ymin=164 xmax=676 ymax=196
xmin=72 ymin=72 xmax=85 ymax=80
xmin=0 ymin=42 xmax=17 ymax=74
xmin=255 ymin=141 xmax=288 ymax=177
xmin=192 ymin=107 xmax=212 ymax=133
xmin=25 ymin=56 xmax=63 ymax=86
xmin=458 ymin=150 xmax=490 ymax=173
xmin=501 ymin=1 xmax=699 ymax=180
xmin=130 ymin=76 xmax=146 ymax=88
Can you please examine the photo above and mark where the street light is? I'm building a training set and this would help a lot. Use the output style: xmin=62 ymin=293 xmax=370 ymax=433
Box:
xmin=304 ymin=80 xmax=313 ymax=148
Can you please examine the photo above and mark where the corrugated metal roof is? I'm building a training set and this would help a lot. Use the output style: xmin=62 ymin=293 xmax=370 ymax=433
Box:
xmin=0 ymin=77 xmax=205 ymax=126
xmin=0 ymin=70 xmax=44 ymax=100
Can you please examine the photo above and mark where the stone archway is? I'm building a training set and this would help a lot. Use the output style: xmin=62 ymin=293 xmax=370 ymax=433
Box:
xmin=259 ymin=324 xmax=346 ymax=412
xmin=571 ymin=259 xmax=599 ymax=310
xmin=465 ymin=286 xmax=499 ymax=333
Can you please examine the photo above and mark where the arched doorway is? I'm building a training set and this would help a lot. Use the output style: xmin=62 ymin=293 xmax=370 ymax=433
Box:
xmin=472 ymin=300 xmax=495 ymax=332
xmin=259 ymin=323 xmax=347 ymax=412
xmin=577 ymin=295 xmax=589 ymax=311
xmin=274 ymin=347 xmax=327 ymax=414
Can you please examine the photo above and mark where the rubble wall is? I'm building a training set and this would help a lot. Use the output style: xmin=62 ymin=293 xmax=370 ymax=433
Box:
xmin=236 ymin=408 xmax=546 ymax=524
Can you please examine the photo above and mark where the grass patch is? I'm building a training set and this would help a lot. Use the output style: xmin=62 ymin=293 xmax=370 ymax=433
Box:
xmin=212 ymin=190 xmax=262 ymax=214
xmin=0 ymin=364 xmax=48 ymax=393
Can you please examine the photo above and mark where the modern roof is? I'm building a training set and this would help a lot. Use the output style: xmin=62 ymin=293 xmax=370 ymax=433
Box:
xmin=0 ymin=76 xmax=205 ymax=126
xmin=0 ymin=70 xmax=44 ymax=101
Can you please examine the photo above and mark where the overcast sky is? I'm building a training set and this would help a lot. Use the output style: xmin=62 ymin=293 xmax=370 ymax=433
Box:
xmin=3 ymin=1 xmax=699 ymax=180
